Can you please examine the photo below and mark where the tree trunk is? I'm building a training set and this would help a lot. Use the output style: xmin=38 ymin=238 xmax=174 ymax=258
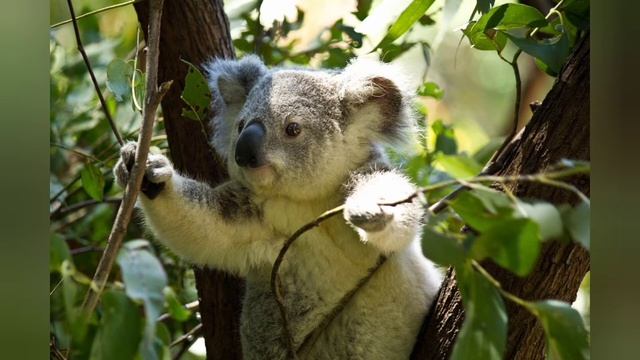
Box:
xmin=411 ymin=34 xmax=590 ymax=359
xmin=134 ymin=1 xmax=243 ymax=359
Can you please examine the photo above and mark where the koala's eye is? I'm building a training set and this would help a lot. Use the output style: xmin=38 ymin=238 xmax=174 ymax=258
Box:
xmin=285 ymin=122 xmax=301 ymax=137
xmin=237 ymin=120 xmax=246 ymax=134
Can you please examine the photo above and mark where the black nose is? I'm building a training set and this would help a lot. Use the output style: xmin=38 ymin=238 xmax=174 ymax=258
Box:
xmin=235 ymin=122 xmax=266 ymax=168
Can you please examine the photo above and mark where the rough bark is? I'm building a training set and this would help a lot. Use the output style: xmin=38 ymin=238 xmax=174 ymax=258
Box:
xmin=411 ymin=35 xmax=590 ymax=359
xmin=134 ymin=1 xmax=243 ymax=359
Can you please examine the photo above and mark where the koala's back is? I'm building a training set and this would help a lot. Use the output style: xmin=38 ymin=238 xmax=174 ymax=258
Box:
xmin=238 ymin=205 xmax=441 ymax=360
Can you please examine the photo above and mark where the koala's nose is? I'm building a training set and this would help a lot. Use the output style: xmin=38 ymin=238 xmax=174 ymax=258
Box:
xmin=235 ymin=122 xmax=267 ymax=168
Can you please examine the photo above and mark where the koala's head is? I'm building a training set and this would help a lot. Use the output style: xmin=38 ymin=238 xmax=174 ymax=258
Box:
xmin=205 ymin=55 xmax=415 ymax=200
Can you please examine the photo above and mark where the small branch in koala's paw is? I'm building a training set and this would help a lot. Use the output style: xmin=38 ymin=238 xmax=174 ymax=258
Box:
xmin=270 ymin=205 xmax=345 ymax=359
xmin=81 ymin=0 xmax=166 ymax=319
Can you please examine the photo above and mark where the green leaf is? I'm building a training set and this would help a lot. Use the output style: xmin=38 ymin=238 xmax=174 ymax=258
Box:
xmin=435 ymin=153 xmax=482 ymax=179
xmin=106 ymin=58 xmax=133 ymax=102
xmin=421 ymin=228 xmax=466 ymax=266
xmin=163 ymin=287 xmax=191 ymax=322
xmin=475 ymin=4 xmax=547 ymax=31
xmin=50 ymin=233 xmax=71 ymax=272
xmin=462 ymin=21 xmax=508 ymax=51
xmin=562 ymin=201 xmax=590 ymax=249
xmin=417 ymin=81 xmax=444 ymax=99
xmin=450 ymin=188 xmax=514 ymax=233
xmin=93 ymin=290 xmax=143 ymax=360
xmin=451 ymin=263 xmax=507 ymax=360
xmin=527 ymin=300 xmax=590 ymax=360
xmin=373 ymin=0 xmax=436 ymax=50
xmin=61 ymin=261 xmax=90 ymax=343
xmin=379 ymin=42 xmax=417 ymax=63
xmin=476 ymin=0 xmax=495 ymax=14
xmin=81 ymin=163 xmax=105 ymax=201
xmin=518 ymin=201 xmax=564 ymax=241
xmin=505 ymin=29 xmax=571 ymax=76
xmin=117 ymin=241 xmax=168 ymax=360
xmin=180 ymin=59 xmax=212 ymax=122
xmin=472 ymin=218 xmax=541 ymax=277
xmin=354 ymin=0 xmax=373 ymax=20
xmin=432 ymin=119 xmax=457 ymax=155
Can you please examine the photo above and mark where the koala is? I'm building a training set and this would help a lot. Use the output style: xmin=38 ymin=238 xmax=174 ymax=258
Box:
xmin=115 ymin=55 xmax=442 ymax=359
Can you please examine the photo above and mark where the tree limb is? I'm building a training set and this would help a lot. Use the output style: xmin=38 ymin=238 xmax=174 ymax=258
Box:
xmin=81 ymin=0 xmax=169 ymax=317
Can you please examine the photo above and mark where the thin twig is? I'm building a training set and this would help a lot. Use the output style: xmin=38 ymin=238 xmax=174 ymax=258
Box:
xmin=50 ymin=197 xmax=121 ymax=220
xmin=65 ymin=0 xmax=124 ymax=146
xmin=52 ymin=0 xmax=142 ymax=28
xmin=81 ymin=0 xmax=169 ymax=317
xmin=157 ymin=300 xmax=200 ymax=322
xmin=170 ymin=323 xmax=203 ymax=348
xmin=270 ymin=205 xmax=345 ymax=359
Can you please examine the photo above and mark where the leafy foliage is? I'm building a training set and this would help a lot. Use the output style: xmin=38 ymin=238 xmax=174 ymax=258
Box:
xmin=49 ymin=0 xmax=590 ymax=359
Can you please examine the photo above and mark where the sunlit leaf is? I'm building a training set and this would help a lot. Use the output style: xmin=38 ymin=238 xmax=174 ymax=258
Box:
xmin=462 ymin=21 xmax=508 ymax=51
xmin=451 ymin=263 xmax=507 ymax=360
xmin=518 ymin=201 xmax=564 ymax=241
xmin=562 ymin=201 xmax=590 ymax=249
xmin=527 ymin=300 xmax=590 ymax=360
xmin=475 ymin=4 xmax=547 ymax=31
xmin=417 ymin=81 xmax=444 ymax=99
xmin=373 ymin=0 xmax=436 ymax=51
xmin=81 ymin=162 xmax=105 ymax=201
xmin=435 ymin=153 xmax=482 ymax=179
xmin=180 ymin=59 xmax=212 ymax=122
xmin=117 ymin=241 xmax=168 ymax=360
xmin=106 ymin=58 xmax=133 ymax=102
xmin=450 ymin=188 xmax=515 ymax=232
xmin=472 ymin=218 xmax=541 ymax=277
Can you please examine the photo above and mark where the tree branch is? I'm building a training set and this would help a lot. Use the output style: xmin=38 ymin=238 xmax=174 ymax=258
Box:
xmin=65 ymin=0 xmax=124 ymax=146
xmin=81 ymin=0 xmax=169 ymax=317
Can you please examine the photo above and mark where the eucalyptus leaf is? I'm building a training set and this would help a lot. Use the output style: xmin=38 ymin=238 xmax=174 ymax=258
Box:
xmin=417 ymin=81 xmax=444 ymax=99
xmin=106 ymin=58 xmax=133 ymax=102
xmin=180 ymin=59 xmax=212 ymax=122
xmin=562 ymin=201 xmax=590 ymax=249
xmin=163 ymin=287 xmax=191 ymax=322
xmin=93 ymin=290 xmax=143 ymax=360
xmin=527 ymin=300 xmax=590 ymax=360
xmin=422 ymin=228 xmax=466 ymax=266
xmin=117 ymin=242 xmax=168 ymax=360
xmin=81 ymin=162 xmax=104 ymax=201
xmin=472 ymin=218 xmax=541 ymax=277
xmin=50 ymin=233 xmax=71 ymax=272
xmin=450 ymin=188 xmax=515 ymax=232
xmin=435 ymin=153 xmax=482 ymax=179
xmin=475 ymin=3 xmax=547 ymax=31
xmin=518 ymin=201 xmax=564 ymax=241
xmin=373 ymin=0 xmax=436 ymax=51
xmin=505 ymin=29 xmax=571 ymax=76
xmin=451 ymin=263 xmax=507 ymax=360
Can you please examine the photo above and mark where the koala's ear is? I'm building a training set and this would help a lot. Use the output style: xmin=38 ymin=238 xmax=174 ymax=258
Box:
xmin=339 ymin=58 xmax=415 ymax=144
xmin=205 ymin=55 xmax=268 ymax=106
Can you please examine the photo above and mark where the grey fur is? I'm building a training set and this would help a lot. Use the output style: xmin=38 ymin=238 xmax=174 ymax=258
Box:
xmin=114 ymin=56 xmax=441 ymax=359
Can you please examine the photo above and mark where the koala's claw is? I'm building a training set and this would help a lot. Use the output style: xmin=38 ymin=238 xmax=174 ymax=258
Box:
xmin=113 ymin=141 xmax=173 ymax=198
xmin=344 ymin=200 xmax=394 ymax=233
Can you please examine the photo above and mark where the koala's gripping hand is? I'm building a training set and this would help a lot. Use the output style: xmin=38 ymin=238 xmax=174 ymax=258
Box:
xmin=344 ymin=198 xmax=394 ymax=233
xmin=114 ymin=142 xmax=173 ymax=199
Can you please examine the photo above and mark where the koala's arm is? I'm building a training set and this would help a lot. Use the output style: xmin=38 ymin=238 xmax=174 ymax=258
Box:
xmin=114 ymin=143 xmax=277 ymax=275
xmin=344 ymin=170 xmax=424 ymax=254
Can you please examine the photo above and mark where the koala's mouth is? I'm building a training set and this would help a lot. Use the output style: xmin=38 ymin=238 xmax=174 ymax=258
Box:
xmin=241 ymin=164 xmax=278 ymax=188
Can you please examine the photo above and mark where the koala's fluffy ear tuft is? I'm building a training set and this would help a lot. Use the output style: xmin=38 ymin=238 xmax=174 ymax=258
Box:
xmin=204 ymin=55 xmax=268 ymax=161
xmin=339 ymin=58 xmax=416 ymax=146
xmin=205 ymin=55 xmax=268 ymax=106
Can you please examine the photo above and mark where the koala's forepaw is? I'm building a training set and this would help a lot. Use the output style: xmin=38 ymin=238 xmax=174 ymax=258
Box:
xmin=114 ymin=141 xmax=173 ymax=198
xmin=344 ymin=198 xmax=393 ymax=233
